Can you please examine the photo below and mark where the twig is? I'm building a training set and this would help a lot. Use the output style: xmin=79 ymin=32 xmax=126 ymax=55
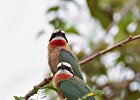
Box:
xmin=79 ymin=35 xmax=140 ymax=65
xmin=24 ymin=75 xmax=54 ymax=100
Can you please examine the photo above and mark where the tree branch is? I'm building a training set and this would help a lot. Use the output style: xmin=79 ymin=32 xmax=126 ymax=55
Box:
xmin=24 ymin=35 xmax=140 ymax=100
xmin=79 ymin=35 xmax=140 ymax=65
xmin=24 ymin=75 xmax=54 ymax=100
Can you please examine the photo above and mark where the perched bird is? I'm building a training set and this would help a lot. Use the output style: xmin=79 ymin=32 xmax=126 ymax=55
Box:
xmin=53 ymin=62 xmax=96 ymax=100
xmin=48 ymin=29 xmax=83 ymax=80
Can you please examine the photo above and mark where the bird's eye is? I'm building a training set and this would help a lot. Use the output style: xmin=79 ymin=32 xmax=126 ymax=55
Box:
xmin=52 ymin=33 xmax=57 ymax=38
xmin=62 ymin=34 xmax=68 ymax=43
xmin=57 ymin=66 xmax=61 ymax=71
xmin=66 ymin=67 xmax=70 ymax=71
xmin=66 ymin=67 xmax=73 ymax=74
xmin=62 ymin=34 xmax=65 ymax=37
xmin=49 ymin=33 xmax=56 ymax=41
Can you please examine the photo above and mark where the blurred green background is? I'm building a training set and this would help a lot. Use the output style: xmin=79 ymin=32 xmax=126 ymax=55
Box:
xmin=41 ymin=0 xmax=140 ymax=100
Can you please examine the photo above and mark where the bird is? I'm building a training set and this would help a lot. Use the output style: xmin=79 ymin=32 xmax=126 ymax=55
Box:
xmin=53 ymin=62 xmax=96 ymax=100
xmin=48 ymin=29 xmax=83 ymax=80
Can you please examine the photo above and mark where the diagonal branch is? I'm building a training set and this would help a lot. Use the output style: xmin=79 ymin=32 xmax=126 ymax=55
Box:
xmin=24 ymin=34 xmax=140 ymax=100
xmin=79 ymin=35 xmax=140 ymax=65
xmin=24 ymin=75 xmax=54 ymax=100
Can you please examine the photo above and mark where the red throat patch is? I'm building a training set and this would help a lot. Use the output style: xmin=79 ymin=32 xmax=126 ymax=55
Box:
xmin=56 ymin=73 xmax=72 ymax=80
xmin=49 ymin=40 xmax=67 ymax=46
xmin=53 ymin=73 xmax=73 ymax=87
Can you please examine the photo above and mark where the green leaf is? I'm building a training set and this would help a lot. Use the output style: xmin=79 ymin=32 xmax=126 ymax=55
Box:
xmin=14 ymin=96 xmax=24 ymax=100
xmin=114 ymin=12 xmax=133 ymax=43
xmin=92 ymin=90 xmax=104 ymax=96
xmin=50 ymin=17 xmax=65 ymax=29
xmin=47 ymin=6 xmax=60 ymax=13
xmin=118 ymin=12 xmax=133 ymax=33
xmin=87 ymin=0 xmax=112 ymax=28
xmin=65 ymin=27 xmax=79 ymax=34
xmin=42 ymin=83 xmax=58 ymax=94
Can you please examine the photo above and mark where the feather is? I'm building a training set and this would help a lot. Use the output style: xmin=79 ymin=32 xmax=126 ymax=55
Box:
xmin=59 ymin=77 xmax=96 ymax=100
xmin=59 ymin=49 xmax=83 ymax=80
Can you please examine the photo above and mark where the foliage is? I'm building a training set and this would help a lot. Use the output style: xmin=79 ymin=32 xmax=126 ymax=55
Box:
xmin=14 ymin=96 xmax=24 ymax=100
xmin=43 ymin=83 xmax=58 ymax=93
xmin=14 ymin=83 xmax=58 ymax=100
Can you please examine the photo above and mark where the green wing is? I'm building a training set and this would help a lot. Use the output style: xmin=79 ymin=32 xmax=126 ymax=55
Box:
xmin=59 ymin=49 xmax=83 ymax=80
xmin=59 ymin=77 xmax=96 ymax=100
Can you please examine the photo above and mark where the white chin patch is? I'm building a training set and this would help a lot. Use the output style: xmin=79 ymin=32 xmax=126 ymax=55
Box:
xmin=52 ymin=36 xmax=65 ymax=41
xmin=57 ymin=69 xmax=73 ymax=76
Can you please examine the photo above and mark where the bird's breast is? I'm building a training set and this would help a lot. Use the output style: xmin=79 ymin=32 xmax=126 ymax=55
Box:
xmin=48 ymin=44 xmax=70 ymax=74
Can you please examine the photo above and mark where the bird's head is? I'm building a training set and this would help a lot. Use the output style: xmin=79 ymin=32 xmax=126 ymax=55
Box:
xmin=49 ymin=29 xmax=68 ymax=46
xmin=55 ymin=62 xmax=74 ymax=80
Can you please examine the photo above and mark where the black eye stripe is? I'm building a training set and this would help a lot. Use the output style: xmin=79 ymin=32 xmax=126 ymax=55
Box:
xmin=65 ymin=66 xmax=73 ymax=74
xmin=49 ymin=31 xmax=68 ymax=42
xmin=57 ymin=66 xmax=61 ymax=71
xmin=49 ymin=33 xmax=56 ymax=41
xmin=66 ymin=67 xmax=70 ymax=71
xmin=62 ymin=34 xmax=68 ymax=43
xmin=57 ymin=65 xmax=73 ymax=74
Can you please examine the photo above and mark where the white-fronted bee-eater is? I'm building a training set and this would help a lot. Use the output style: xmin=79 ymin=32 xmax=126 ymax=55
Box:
xmin=53 ymin=62 xmax=96 ymax=100
xmin=48 ymin=29 xmax=83 ymax=80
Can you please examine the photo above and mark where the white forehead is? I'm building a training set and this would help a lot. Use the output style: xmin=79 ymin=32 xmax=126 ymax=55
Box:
xmin=57 ymin=62 xmax=71 ymax=68
xmin=52 ymin=36 xmax=65 ymax=40
xmin=53 ymin=29 xmax=65 ymax=33
xmin=61 ymin=30 xmax=65 ymax=33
